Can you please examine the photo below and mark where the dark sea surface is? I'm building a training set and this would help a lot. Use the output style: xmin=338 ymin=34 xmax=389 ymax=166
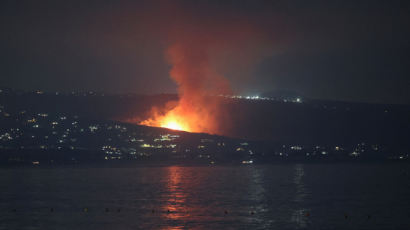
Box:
xmin=1 ymin=163 xmax=410 ymax=230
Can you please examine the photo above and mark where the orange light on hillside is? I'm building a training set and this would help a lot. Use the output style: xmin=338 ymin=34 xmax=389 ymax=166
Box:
xmin=161 ymin=120 xmax=184 ymax=131
xmin=159 ymin=113 xmax=191 ymax=131
xmin=141 ymin=112 xmax=192 ymax=132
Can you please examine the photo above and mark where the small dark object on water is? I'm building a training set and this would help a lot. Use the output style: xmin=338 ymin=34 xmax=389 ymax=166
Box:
xmin=117 ymin=208 xmax=121 ymax=212
xmin=50 ymin=208 xmax=54 ymax=212
xmin=251 ymin=211 xmax=255 ymax=215
xmin=344 ymin=214 xmax=348 ymax=219
xmin=105 ymin=208 xmax=109 ymax=212
xmin=224 ymin=210 xmax=228 ymax=215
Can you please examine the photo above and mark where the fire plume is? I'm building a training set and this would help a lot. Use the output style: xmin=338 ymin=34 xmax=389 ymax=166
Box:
xmin=138 ymin=8 xmax=269 ymax=135
xmin=140 ymin=42 xmax=231 ymax=134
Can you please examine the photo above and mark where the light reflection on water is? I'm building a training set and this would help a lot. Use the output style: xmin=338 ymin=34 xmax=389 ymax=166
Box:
xmin=0 ymin=164 xmax=409 ymax=230
xmin=246 ymin=165 xmax=277 ymax=229
xmin=160 ymin=165 xmax=311 ymax=229
xmin=162 ymin=166 xmax=189 ymax=229
xmin=291 ymin=164 xmax=310 ymax=229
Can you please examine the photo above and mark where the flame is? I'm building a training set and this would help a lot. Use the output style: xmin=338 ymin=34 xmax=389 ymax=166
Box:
xmin=163 ymin=120 xmax=183 ymax=131
xmin=160 ymin=116 xmax=188 ymax=131
xmin=140 ymin=109 xmax=192 ymax=132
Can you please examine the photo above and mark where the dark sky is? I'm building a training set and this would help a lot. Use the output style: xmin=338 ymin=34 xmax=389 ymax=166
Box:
xmin=1 ymin=0 xmax=409 ymax=104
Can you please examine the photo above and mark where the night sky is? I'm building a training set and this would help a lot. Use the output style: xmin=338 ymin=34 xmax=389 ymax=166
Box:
xmin=1 ymin=0 xmax=409 ymax=104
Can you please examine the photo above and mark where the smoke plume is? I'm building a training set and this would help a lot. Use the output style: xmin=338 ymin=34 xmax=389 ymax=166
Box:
xmin=140 ymin=2 xmax=271 ymax=134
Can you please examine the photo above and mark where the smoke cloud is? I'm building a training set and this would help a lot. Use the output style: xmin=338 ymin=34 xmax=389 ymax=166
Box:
xmin=140 ymin=1 xmax=272 ymax=134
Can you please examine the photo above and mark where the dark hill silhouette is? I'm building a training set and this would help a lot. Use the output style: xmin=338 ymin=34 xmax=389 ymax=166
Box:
xmin=1 ymin=89 xmax=409 ymax=148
